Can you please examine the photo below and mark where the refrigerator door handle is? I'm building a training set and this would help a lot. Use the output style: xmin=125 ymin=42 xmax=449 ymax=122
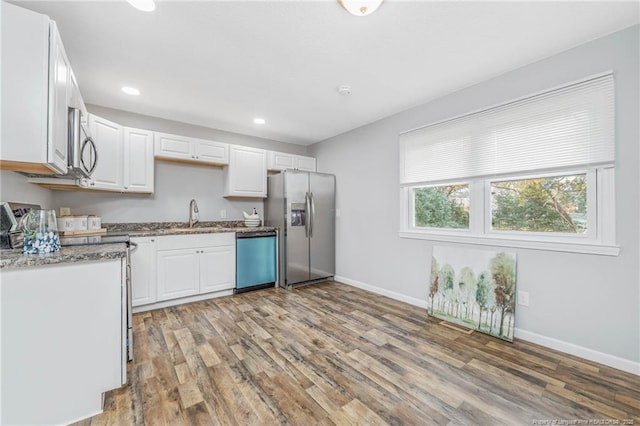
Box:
xmin=309 ymin=192 xmax=315 ymax=238
xmin=305 ymin=192 xmax=310 ymax=238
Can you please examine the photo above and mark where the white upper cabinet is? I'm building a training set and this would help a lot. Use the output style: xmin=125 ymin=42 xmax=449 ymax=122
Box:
xmin=196 ymin=139 xmax=228 ymax=164
xmin=88 ymin=115 xmax=154 ymax=193
xmin=0 ymin=3 xmax=76 ymax=175
xmin=89 ymin=115 xmax=123 ymax=191
xmin=295 ymin=155 xmax=317 ymax=172
xmin=124 ymin=128 xmax=154 ymax=193
xmin=154 ymin=132 xmax=229 ymax=165
xmin=268 ymin=151 xmax=295 ymax=170
xmin=267 ymin=151 xmax=316 ymax=172
xmin=154 ymin=132 xmax=192 ymax=160
xmin=68 ymin=68 xmax=88 ymax=118
xmin=224 ymin=145 xmax=267 ymax=198
xmin=48 ymin=24 xmax=71 ymax=174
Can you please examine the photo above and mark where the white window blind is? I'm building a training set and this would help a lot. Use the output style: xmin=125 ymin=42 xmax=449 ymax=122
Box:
xmin=399 ymin=73 xmax=615 ymax=185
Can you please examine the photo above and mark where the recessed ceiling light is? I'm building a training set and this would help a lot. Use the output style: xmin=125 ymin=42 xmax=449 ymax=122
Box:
xmin=127 ymin=0 xmax=155 ymax=12
xmin=338 ymin=85 xmax=352 ymax=95
xmin=338 ymin=0 xmax=383 ymax=17
xmin=121 ymin=86 xmax=141 ymax=96
xmin=253 ymin=118 xmax=266 ymax=125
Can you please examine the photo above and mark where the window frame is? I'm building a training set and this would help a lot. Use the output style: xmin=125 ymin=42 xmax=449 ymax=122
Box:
xmin=400 ymin=166 xmax=618 ymax=256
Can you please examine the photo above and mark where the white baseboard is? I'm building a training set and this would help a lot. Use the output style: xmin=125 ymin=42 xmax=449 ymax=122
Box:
xmin=334 ymin=275 xmax=639 ymax=376
xmin=334 ymin=275 xmax=428 ymax=309
xmin=514 ymin=328 xmax=640 ymax=376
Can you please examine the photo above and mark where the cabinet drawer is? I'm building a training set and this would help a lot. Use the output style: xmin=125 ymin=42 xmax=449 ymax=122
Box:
xmin=155 ymin=233 xmax=235 ymax=250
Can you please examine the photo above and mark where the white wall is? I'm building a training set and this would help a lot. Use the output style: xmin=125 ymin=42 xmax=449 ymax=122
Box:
xmin=310 ymin=25 xmax=640 ymax=372
xmin=0 ymin=171 xmax=53 ymax=208
xmin=51 ymin=161 xmax=263 ymax=222
xmin=87 ymin=105 xmax=309 ymax=156
xmin=50 ymin=106 xmax=310 ymax=223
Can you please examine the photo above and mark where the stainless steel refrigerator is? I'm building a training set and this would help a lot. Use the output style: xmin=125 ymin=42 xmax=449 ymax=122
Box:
xmin=265 ymin=170 xmax=335 ymax=288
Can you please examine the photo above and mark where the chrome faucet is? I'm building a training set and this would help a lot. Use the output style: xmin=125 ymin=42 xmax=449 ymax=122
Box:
xmin=189 ymin=199 xmax=199 ymax=227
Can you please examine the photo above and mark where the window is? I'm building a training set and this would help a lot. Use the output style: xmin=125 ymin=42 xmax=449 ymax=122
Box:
xmin=490 ymin=173 xmax=587 ymax=234
xmin=399 ymin=73 xmax=617 ymax=255
xmin=413 ymin=184 xmax=469 ymax=229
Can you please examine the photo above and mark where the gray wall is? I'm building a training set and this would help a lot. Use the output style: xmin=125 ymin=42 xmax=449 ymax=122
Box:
xmin=51 ymin=161 xmax=263 ymax=223
xmin=1 ymin=171 xmax=54 ymax=208
xmin=86 ymin=105 xmax=310 ymax=156
xmin=51 ymin=105 xmax=311 ymax=222
xmin=310 ymin=25 xmax=639 ymax=366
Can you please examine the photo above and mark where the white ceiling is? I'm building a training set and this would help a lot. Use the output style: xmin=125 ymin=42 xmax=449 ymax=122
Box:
xmin=14 ymin=1 xmax=640 ymax=146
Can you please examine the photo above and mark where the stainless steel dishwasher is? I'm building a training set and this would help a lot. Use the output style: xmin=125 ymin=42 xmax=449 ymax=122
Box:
xmin=235 ymin=231 xmax=277 ymax=293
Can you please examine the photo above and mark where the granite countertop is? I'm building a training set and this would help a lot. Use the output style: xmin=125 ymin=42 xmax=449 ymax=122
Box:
xmin=105 ymin=221 xmax=278 ymax=237
xmin=1 ymin=243 xmax=127 ymax=270
xmin=1 ymin=221 xmax=277 ymax=270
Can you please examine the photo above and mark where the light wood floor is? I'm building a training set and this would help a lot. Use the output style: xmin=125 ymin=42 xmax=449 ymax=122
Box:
xmin=76 ymin=281 xmax=639 ymax=425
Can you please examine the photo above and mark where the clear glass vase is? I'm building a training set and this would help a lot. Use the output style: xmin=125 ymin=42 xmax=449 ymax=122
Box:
xmin=22 ymin=209 xmax=61 ymax=254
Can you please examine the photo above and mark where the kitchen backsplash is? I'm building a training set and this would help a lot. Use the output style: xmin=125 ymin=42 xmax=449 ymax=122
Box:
xmin=50 ymin=162 xmax=264 ymax=223
xmin=1 ymin=171 xmax=54 ymax=208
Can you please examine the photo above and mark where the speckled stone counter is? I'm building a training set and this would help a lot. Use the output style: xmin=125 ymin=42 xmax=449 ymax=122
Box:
xmin=104 ymin=221 xmax=244 ymax=232
xmin=1 ymin=222 xmax=277 ymax=270
xmin=104 ymin=221 xmax=278 ymax=237
xmin=0 ymin=243 xmax=127 ymax=270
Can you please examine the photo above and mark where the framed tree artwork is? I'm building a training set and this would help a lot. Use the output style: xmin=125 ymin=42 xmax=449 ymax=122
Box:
xmin=429 ymin=246 xmax=517 ymax=342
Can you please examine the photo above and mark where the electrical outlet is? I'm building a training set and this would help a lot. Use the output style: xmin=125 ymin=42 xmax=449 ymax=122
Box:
xmin=59 ymin=207 xmax=71 ymax=216
xmin=517 ymin=291 xmax=530 ymax=307
xmin=335 ymin=209 xmax=341 ymax=217
xmin=220 ymin=209 xmax=227 ymax=219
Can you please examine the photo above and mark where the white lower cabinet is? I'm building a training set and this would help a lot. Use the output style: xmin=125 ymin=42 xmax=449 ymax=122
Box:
xmin=130 ymin=237 xmax=157 ymax=307
xmin=157 ymin=248 xmax=200 ymax=301
xmin=131 ymin=233 xmax=235 ymax=310
xmin=199 ymin=245 xmax=236 ymax=293
xmin=1 ymin=259 xmax=123 ymax=425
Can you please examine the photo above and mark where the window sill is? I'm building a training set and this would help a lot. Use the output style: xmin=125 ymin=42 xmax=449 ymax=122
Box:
xmin=398 ymin=231 xmax=620 ymax=256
